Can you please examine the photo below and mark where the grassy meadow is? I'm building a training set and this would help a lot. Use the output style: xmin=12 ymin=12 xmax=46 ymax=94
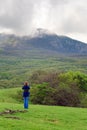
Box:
xmin=0 ymin=101 xmax=87 ymax=130
xmin=0 ymin=88 xmax=87 ymax=130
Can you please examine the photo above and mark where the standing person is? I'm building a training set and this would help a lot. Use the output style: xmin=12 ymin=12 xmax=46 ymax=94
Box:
xmin=22 ymin=81 xmax=30 ymax=109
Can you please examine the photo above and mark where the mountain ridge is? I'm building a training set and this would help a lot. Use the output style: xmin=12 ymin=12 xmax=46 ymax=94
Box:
xmin=0 ymin=30 xmax=87 ymax=56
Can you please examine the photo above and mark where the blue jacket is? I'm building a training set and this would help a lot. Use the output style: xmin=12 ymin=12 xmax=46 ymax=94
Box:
xmin=22 ymin=85 xmax=30 ymax=97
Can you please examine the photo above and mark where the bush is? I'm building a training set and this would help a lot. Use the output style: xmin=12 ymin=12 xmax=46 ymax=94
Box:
xmin=30 ymin=70 xmax=87 ymax=107
xmin=30 ymin=82 xmax=55 ymax=105
xmin=54 ymin=88 xmax=80 ymax=106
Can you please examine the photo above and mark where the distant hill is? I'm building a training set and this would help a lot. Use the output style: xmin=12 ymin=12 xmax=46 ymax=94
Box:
xmin=0 ymin=29 xmax=87 ymax=56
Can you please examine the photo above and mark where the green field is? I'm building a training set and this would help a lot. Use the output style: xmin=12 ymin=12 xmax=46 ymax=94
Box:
xmin=0 ymin=102 xmax=87 ymax=130
xmin=0 ymin=88 xmax=87 ymax=130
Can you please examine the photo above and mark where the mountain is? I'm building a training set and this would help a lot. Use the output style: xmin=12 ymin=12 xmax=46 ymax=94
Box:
xmin=0 ymin=29 xmax=87 ymax=56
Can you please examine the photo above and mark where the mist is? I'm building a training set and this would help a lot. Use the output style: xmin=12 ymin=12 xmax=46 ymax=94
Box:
xmin=0 ymin=0 xmax=87 ymax=43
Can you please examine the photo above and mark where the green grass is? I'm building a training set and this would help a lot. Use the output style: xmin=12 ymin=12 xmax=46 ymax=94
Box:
xmin=0 ymin=88 xmax=20 ymax=103
xmin=0 ymin=103 xmax=87 ymax=130
xmin=0 ymin=88 xmax=87 ymax=130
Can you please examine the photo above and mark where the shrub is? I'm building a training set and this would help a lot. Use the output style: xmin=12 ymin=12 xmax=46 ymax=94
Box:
xmin=30 ymin=70 xmax=87 ymax=107
xmin=30 ymin=82 xmax=54 ymax=105
xmin=54 ymin=88 xmax=80 ymax=107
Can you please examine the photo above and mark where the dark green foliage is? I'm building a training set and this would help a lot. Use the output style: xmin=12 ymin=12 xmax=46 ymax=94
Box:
xmin=73 ymin=72 xmax=87 ymax=91
xmin=31 ymin=83 xmax=55 ymax=105
xmin=30 ymin=71 xmax=87 ymax=107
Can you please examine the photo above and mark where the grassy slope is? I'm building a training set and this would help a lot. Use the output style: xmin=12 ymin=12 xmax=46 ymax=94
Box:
xmin=0 ymin=88 xmax=20 ymax=103
xmin=0 ymin=88 xmax=87 ymax=130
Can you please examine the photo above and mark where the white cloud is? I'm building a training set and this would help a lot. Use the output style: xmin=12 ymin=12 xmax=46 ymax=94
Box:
xmin=0 ymin=0 xmax=87 ymax=43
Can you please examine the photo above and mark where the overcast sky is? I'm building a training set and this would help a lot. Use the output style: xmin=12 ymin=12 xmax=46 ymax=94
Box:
xmin=0 ymin=0 xmax=87 ymax=43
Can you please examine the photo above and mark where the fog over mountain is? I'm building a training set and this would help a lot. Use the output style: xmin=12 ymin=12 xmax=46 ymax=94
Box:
xmin=0 ymin=0 xmax=87 ymax=43
xmin=0 ymin=29 xmax=87 ymax=56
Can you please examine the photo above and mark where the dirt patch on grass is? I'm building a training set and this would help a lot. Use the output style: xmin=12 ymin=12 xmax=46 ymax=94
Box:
xmin=0 ymin=109 xmax=28 ymax=120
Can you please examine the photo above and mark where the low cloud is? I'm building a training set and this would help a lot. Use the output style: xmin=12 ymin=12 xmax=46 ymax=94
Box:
xmin=0 ymin=0 xmax=87 ymax=42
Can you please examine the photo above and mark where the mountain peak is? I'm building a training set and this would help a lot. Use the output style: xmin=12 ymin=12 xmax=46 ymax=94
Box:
xmin=30 ymin=28 xmax=55 ymax=38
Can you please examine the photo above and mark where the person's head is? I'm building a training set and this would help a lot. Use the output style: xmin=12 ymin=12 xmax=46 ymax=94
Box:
xmin=24 ymin=81 xmax=29 ymax=86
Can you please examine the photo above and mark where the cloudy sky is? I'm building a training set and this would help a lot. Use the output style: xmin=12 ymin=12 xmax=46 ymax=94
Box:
xmin=0 ymin=0 xmax=87 ymax=43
